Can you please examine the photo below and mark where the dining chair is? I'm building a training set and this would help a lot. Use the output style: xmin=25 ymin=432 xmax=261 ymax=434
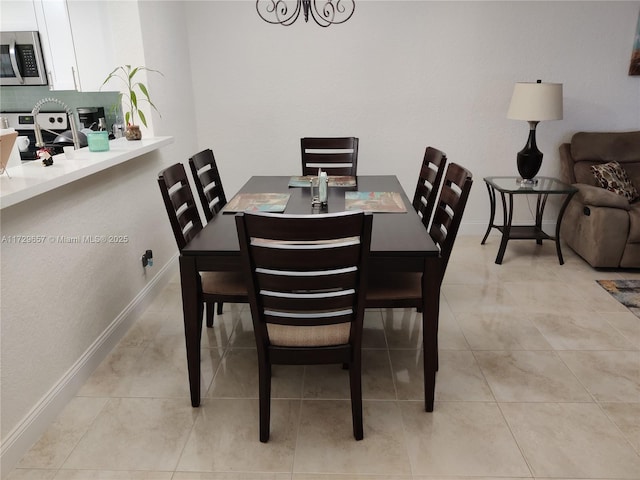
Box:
xmin=188 ymin=148 xmax=227 ymax=223
xmin=365 ymin=163 xmax=473 ymax=368
xmin=235 ymin=210 xmax=373 ymax=442
xmin=300 ymin=137 xmax=359 ymax=176
xmin=412 ymin=147 xmax=448 ymax=230
xmin=188 ymin=149 xmax=230 ymax=318
xmin=158 ymin=162 xmax=246 ymax=328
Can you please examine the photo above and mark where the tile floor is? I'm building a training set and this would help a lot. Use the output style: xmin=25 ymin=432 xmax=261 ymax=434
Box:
xmin=6 ymin=236 xmax=640 ymax=479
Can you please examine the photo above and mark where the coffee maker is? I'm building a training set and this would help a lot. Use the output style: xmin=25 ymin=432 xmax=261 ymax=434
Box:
xmin=77 ymin=107 xmax=105 ymax=130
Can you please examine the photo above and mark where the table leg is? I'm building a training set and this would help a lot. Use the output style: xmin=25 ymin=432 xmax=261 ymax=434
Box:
xmin=422 ymin=257 xmax=439 ymax=412
xmin=534 ymin=193 xmax=549 ymax=245
xmin=495 ymin=192 xmax=513 ymax=264
xmin=179 ymin=255 xmax=203 ymax=407
xmin=535 ymin=194 xmax=542 ymax=244
xmin=554 ymin=191 xmax=577 ymax=265
xmin=481 ymin=183 xmax=496 ymax=245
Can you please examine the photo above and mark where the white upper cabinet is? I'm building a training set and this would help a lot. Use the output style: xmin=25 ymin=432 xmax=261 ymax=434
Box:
xmin=34 ymin=0 xmax=75 ymax=90
xmin=66 ymin=1 xmax=116 ymax=92
xmin=34 ymin=0 xmax=115 ymax=92
xmin=0 ymin=1 xmax=39 ymax=31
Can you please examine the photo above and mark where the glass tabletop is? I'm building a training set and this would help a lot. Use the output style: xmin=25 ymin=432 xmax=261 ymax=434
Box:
xmin=484 ymin=176 xmax=577 ymax=194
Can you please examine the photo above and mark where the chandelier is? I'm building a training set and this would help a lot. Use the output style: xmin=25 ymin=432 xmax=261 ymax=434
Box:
xmin=256 ymin=0 xmax=355 ymax=27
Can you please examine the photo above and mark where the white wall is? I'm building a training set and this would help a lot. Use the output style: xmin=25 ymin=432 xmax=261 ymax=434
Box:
xmin=0 ymin=1 xmax=199 ymax=474
xmin=2 ymin=0 xmax=639 ymax=474
xmin=185 ymin=0 xmax=640 ymax=232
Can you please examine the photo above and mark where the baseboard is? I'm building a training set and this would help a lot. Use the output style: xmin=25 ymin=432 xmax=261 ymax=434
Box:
xmin=0 ymin=255 xmax=179 ymax=478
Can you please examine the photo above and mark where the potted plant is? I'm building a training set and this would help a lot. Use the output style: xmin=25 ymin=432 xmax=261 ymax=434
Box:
xmin=101 ymin=65 xmax=163 ymax=140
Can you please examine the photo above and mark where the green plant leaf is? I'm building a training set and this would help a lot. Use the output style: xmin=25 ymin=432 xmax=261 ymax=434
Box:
xmin=100 ymin=66 xmax=124 ymax=89
xmin=138 ymin=83 xmax=150 ymax=101
xmin=138 ymin=110 xmax=147 ymax=128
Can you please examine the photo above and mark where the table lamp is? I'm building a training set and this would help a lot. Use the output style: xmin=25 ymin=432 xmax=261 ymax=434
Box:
xmin=507 ymin=80 xmax=563 ymax=184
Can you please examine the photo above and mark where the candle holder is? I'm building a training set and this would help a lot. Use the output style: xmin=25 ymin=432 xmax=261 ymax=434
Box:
xmin=310 ymin=178 xmax=324 ymax=208
xmin=310 ymin=169 xmax=328 ymax=208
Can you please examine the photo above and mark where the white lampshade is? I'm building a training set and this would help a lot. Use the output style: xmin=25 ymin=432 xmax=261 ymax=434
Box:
xmin=507 ymin=82 xmax=563 ymax=121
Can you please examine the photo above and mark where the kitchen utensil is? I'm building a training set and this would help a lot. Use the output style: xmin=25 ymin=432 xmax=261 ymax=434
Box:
xmin=53 ymin=130 xmax=88 ymax=147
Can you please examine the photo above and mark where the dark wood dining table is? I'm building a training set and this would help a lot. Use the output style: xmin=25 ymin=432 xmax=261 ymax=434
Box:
xmin=179 ymin=175 xmax=441 ymax=412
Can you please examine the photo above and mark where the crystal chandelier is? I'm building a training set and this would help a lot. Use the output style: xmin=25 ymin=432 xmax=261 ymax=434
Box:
xmin=256 ymin=0 xmax=355 ymax=27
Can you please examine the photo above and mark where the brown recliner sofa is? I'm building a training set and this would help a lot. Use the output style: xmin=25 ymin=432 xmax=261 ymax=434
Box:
xmin=559 ymin=131 xmax=640 ymax=268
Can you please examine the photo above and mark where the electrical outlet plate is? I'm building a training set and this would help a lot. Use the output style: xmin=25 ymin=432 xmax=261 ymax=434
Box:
xmin=141 ymin=249 xmax=153 ymax=268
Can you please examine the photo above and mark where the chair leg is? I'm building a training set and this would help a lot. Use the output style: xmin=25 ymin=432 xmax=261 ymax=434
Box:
xmin=205 ymin=302 xmax=214 ymax=328
xmin=197 ymin=299 xmax=204 ymax=343
xmin=349 ymin=357 xmax=364 ymax=440
xmin=217 ymin=302 xmax=224 ymax=315
xmin=435 ymin=313 xmax=439 ymax=371
xmin=258 ymin=361 xmax=272 ymax=443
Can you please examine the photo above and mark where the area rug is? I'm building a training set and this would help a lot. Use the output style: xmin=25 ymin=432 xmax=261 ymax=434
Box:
xmin=597 ymin=280 xmax=640 ymax=318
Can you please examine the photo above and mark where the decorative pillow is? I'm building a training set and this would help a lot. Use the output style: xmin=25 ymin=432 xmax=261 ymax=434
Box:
xmin=590 ymin=161 xmax=639 ymax=202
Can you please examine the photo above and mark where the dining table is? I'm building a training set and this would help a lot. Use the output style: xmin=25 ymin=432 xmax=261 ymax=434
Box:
xmin=179 ymin=175 xmax=441 ymax=412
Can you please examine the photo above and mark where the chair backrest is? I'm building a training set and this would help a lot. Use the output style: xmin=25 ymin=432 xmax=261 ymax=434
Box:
xmin=188 ymin=149 xmax=227 ymax=222
xmin=235 ymin=211 xmax=372 ymax=357
xmin=412 ymin=147 xmax=448 ymax=230
xmin=300 ymin=137 xmax=359 ymax=176
xmin=429 ymin=163 xmax=473 ymax=281
xmin=158 ymin=162 xmax=203 ymax=251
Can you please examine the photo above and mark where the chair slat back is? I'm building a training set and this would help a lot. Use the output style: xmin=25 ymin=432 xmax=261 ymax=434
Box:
xmin=412 ymin=147 xmax=448 ymax=230
xmin=188 ymin=149 xmax=227 ymax=222
xmin=301 ymin=137 xmax=359 ymax=176
xmin=429 ymin=163 xmax=473 ymax=281
xmin=158 ymin=163 xmax=203 ymax=250
xmin=236 ymin=211 xmax=372 ymax=347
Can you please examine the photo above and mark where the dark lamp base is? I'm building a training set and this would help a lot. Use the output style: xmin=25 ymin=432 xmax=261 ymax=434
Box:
xmin=516 ymin=123 xmax=543 ymax=180
xmin=517 ymin=149 xmax=543 ymax=180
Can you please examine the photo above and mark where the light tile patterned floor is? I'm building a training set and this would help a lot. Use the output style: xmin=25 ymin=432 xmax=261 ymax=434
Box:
xmin=7 ymin=236 xmax=640 ymax=479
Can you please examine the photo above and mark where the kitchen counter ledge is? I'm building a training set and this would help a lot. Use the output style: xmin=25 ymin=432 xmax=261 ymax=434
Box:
xmin=0 ymin=136 xmax=173 ymax=209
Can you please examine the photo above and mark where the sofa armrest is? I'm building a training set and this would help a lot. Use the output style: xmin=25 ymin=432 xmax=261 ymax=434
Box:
xmin=574 ymin=183 xmax=631 ymax=211
xmin=559 ymin=143 xmax=576 ymax=184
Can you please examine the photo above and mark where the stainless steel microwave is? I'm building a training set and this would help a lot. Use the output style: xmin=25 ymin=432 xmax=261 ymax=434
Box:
xmin=0 ymin=31 xmax=48 ymax=86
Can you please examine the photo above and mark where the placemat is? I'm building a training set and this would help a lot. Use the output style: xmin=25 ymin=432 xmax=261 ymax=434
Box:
xmin=344 ymin=191 xmax=407 ymax=213
xmin=223 ymin=193 xmax=290 ymax=213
